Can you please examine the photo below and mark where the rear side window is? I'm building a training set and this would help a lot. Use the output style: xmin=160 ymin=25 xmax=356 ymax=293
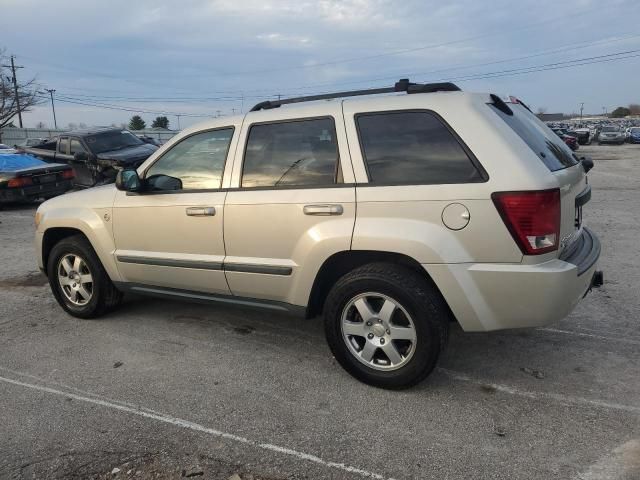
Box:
xmin=356 ymin=111 xmax=484 ymax=185
xmin=58 ymin=137 xmax=69 ymax=154
xmin=69 ymin=138 xmax=85 ymax=155
xmin=490 ymin=103 xmax=578 ymax=171
xmin=242 ymin=118 xmax=340 ymax=188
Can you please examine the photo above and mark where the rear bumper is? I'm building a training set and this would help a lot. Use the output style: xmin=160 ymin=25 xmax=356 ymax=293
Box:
xmin=0 ymin=180 xmax=73 ymax=203
xmin=427 ymin=228 xmax=602 ymax=332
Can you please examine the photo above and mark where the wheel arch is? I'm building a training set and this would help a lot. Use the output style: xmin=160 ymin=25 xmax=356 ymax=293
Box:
xmin=42 ymin=227 xmax=88 ymax=275
xmin=306 ymin=250 xmax=455 ymax=322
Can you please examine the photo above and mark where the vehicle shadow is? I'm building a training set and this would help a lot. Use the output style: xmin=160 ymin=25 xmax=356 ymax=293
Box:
xmin=114 ymin=294 xmax=594 ymax=393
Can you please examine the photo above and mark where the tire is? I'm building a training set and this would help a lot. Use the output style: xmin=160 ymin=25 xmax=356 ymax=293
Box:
xmin=323 ymin=262 xmax=449 ymax=389
xmin=47 ymin=234 xmax=123 ymax=318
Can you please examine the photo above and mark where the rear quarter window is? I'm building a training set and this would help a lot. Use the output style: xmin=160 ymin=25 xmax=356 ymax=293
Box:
xmin=356 ymin=110 xmax=485 ymax=185
xmin=490 ymin=103 xmax=579 ymax=171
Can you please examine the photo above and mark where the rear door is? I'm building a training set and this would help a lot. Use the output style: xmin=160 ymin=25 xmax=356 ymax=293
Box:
xmin=223 ymin=105 xmax=356 ymax=305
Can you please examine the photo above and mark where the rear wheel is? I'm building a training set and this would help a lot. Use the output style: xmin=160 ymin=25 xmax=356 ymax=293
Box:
xmin=324 ymin=263 xmax=449 ymax=389
xmin=47 ymin=235 xmax=123 ymax=318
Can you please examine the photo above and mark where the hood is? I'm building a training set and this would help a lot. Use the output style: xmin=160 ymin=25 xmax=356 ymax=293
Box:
xmin=39 ymin=183 xmax=117 ymax=212
xmin=97 ymin=143 xmax=158 ymax=165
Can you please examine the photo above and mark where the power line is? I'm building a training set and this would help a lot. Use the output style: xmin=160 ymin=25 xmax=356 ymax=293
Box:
xmin=35 ymin=95 xmax=213 ymax=117
xmin=47 ymin=31 xmax=640 ymax=104
xmin=35 ymin=49 xmax=640 ymax=119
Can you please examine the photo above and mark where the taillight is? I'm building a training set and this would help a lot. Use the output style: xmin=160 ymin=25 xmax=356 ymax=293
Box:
xmin=61 ymin=169 xmax=75 ymax=179
xmin=492 ymin=189 xmax=560 ymax=255
xmin=7 ymin=177 xmax=33 ymax=188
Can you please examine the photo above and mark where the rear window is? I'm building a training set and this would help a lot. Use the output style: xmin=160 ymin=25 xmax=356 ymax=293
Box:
xmin=490 ymin=103 xmax=578 ymax=171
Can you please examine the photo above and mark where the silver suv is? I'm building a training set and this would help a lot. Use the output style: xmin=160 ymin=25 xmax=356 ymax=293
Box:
xmin=34 ymin=80 xmax=603 ymax=388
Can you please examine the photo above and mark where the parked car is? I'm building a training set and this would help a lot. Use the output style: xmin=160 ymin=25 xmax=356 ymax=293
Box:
xmin=1 ymin=149 xmax=74 ymax=203
xmin=598 ymin=126 xmax=625 ymax=145
xmin=573 ymin=128 xmax=591 ymax=145
xmin=626 ymin=127 xmax=640 ymax=144
xmin=22 ymin=128 xmax=158 ymax=187
xmin=34 ymin=80 xmax=602 ymax=389
xmin=552 ymin=128 xmax=579 ymax=151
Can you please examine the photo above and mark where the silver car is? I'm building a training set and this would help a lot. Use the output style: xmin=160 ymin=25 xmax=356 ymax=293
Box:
xmin=34 ymin=81 xmax=602 ymax=388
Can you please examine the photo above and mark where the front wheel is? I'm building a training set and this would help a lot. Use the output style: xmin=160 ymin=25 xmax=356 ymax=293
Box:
xmin=324 ymin=263 xmax=449 ymax=389
xmin=47 ymin=235 xmax=123 ymax=318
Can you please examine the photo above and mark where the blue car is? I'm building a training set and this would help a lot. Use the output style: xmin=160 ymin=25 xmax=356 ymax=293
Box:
xmin=627 ymin=127 xmax=640 ymax=144
xmin=0 ymin=149 xmax=75 ymax=203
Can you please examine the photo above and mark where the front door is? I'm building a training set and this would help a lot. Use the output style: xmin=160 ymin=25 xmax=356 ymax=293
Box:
xmin=223 ymin=106 xmax=356 ymax=306
xmin=112 ymin=127 xmax=237 ymax=295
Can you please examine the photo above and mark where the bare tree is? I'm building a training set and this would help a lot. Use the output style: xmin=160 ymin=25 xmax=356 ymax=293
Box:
xmin=36 ymin=121 xmax=46 ymax=128
xmin=628 ymin=104 xmax=640 ymax=115
xmin=0 ymin=49 xmax=44 ymax=132
xmin=536 ymin=107 xmax=548 ymax=115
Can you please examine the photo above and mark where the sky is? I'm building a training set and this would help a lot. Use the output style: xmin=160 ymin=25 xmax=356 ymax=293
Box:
xmin=1 ymin=0 xmax=639 ymax=130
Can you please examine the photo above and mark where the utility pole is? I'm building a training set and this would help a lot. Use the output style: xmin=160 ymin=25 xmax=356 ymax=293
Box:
xmin=45 ymin=88 xmax=57 ymax=129
xmin=1 ymin=55 xmax=25 ymax=127
xmin=176 ymin=114 xmax=181 ymax=130
xmin=216 ymin=110 xmax=221 ymax=117
xmin=579 ymin=102 xmax=584 ymax=123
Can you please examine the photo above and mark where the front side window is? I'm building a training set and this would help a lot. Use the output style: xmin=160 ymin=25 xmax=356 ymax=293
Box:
xmin=69 ymin=138 xmax=85 ymax=155
xmin=356 ymin=111 xmax=483 ymax=185
xmin=145 ymin=128 xmax=234 ymax=191
xmin=242 ymin=118 xmax=340 ymax=188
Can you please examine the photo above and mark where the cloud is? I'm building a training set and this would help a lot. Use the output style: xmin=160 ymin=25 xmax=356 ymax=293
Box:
xmin=1 ymin=0 xmax=639 ymax=127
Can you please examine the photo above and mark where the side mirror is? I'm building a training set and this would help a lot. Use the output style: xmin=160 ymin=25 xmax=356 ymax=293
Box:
xmin=115 ymin=169 xmax=142 ymax=192
xmin=73 ymin=151 xmax=88 ymax=162
xmin=580 ymin=156 xmax=594 ymax=173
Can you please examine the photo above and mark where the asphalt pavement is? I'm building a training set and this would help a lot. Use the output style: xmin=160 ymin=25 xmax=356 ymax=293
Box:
xmin=0 ymin=144 xmax=638 ymax=480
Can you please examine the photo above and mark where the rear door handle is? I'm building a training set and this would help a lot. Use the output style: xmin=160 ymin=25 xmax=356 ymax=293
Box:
xmin=186 ymin=206 xmax=216 ymax=216
xmin=303 ymin=204 xmax=343 ymax=216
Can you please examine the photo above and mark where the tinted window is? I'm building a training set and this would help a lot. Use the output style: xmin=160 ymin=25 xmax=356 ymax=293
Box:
xmin=490 ymin=103 xmax=579 ymax=171
xmin=145 ymin=128 xmax=234 ymax=190
xmin=58 ymin=137 xmax=69 ymax=154
xmin=356 ymin=111 xmax=483 ymax=185
xmin=242 ymin=118 xmax=339 ymax=188
xmin=69 ymin=138 xmax=85 ymax=155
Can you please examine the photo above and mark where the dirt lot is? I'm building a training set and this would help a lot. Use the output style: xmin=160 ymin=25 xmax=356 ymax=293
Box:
xmin=0 ymin=144 xmax=639 ymax=480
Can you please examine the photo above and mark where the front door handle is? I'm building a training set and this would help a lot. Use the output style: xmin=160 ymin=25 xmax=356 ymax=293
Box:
xmin=303 ymin=204 xmax=343 ymax=216
xmin=186 ymin=206 xmax=216 ymax=216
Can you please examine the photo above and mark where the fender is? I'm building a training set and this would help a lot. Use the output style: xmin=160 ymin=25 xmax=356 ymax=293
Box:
xmin=38 ymin=206 xmax=121 ymax=282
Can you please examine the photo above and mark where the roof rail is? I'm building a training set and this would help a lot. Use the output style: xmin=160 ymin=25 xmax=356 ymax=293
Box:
xmin=249 ymin=79 xmax=461 ymax=112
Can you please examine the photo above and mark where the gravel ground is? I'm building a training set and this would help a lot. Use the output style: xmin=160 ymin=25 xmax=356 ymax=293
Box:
xmin=0 ymin=144 xmax=638 ymax=480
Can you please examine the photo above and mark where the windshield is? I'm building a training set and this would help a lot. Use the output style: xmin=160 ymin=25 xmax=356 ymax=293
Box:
xmin=85 ymin=130 xmax=144 ymax=154
xmin=490 ymin=103 xmax=579 ymax=171
xmin=630 ymin=128 xmax=640 ymax=134
xmin=601 ymin=126 xmax=618 ymax=132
